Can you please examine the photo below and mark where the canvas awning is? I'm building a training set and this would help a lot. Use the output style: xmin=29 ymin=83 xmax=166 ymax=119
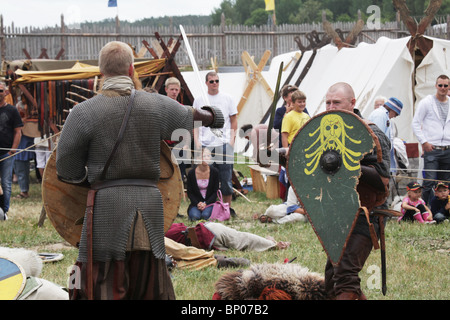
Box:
xmin=13 ymin=59 xmax=166 ymax=84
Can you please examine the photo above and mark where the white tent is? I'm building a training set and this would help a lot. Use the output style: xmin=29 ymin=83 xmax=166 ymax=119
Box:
xmin=271 ymin=37 xmax=414 ymax=142
xmin=415 ymin=36 xmax=450 ymax=107
xmin=181 ymin=35 xmax=450 ymax=153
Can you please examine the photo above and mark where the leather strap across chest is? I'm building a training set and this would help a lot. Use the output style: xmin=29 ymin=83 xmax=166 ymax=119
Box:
xmin=99 ymin=89 xmax=136 ymax=182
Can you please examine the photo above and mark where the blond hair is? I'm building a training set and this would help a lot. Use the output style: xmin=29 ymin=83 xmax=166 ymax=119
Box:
xmin=165 ymin=77 xmax=180 ymax=87
xmin=291 ymin=90 xmax=307 ymax=103
xmin=99 ymin=41 xmax=134 ymax=77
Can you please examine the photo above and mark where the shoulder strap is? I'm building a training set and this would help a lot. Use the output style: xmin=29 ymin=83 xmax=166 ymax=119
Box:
xmin=100 ymin=89 xmax=136 ymax=181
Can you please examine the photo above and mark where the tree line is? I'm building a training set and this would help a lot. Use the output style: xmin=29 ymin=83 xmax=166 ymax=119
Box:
xmin=79 ymin=0 xmax=450 ymax=28
xmin=210 ymin=0 xmax=450 ymax=26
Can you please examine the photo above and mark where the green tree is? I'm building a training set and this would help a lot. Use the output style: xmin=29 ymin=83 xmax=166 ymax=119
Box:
xmin=438 ymin=0 xmax=450 ymax=15
xmin=235 ymin=0 xmax=266 ymax=24
xmin=289 ymin=0 xmax=323 ymax=24
xmin=322 ymin=0 xmax=353 ymax=19
xmin=276 ymin=0 xmax=303 ymax=24
xmin=211 ymin=0 xmax=237 ymax=25
xmin=209 ymin=0 xmax=450 ymax=26
xmin=244 ymin=8 xmax=271 ymax=26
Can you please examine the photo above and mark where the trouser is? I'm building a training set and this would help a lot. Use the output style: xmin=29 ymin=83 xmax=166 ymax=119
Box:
xmin=0 ymin=154 xmax=15 ymax=213
xmin=422 ymin=148 xmax=450 ymax=204
xmin=401 ymin=204 xmax=429 ymax=222
xmin=204 ymin=222 xmax=276 ymax=252
xmin=208 ymin=144 xmax=234 ymax=196
xmin=0 ymin=193 xmax=4 ymax=216
xmin=164 ymin=237 xmax=217 ymax=270
xmin=434 ymin=212 xmax=449 ymax=223
xmin=324 ymin=233 xmax=373 ymax=299
xmin=188 ymin=205 xmax=214 ymax=221
xmin=14 ymin=160 xmax=30 ymax=193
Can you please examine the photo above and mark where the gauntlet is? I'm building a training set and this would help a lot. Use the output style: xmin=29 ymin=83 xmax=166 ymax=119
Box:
xmin=193 ymin=105 xmax=224 ymax=128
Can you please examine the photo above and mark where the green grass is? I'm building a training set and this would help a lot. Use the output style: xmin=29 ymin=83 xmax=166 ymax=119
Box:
xmin=1 ymin=168 xmax=449 ymax=300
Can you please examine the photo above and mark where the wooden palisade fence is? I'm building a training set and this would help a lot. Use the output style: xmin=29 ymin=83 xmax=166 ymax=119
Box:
xmin=1 ymin=13 xmax=450 ymax=67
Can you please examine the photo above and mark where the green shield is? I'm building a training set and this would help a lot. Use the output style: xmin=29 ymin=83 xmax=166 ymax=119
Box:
xmin=287 ymin=110 xmax=376 ymax=265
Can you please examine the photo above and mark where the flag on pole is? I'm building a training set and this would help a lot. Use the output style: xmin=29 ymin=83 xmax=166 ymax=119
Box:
xmin=108 ymin=0 xmax=117 ymax=7
xmin=265 ymin=0 xmax=275 ymax=11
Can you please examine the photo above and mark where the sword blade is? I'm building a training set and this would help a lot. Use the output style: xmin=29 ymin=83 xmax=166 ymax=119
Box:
xmin=379 ymin=216 xmax=387 ymax=295
xmin=180 ymin=25 xmax=222 ymax=138
xmin=267 ymin=62 xmax=284 ymax=147
xmin=180 ymin=25 xmax=210 ymax=106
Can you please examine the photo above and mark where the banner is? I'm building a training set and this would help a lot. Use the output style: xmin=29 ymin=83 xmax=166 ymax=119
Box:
xmin=265 ymin=0 xmax=275 ymax=11
xmin=108 ymin=0 xmax=117 ymax=7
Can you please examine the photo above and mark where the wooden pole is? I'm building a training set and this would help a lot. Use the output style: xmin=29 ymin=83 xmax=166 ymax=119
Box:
xmin=447 ymin=15 xmax=450 ymax=40
xmin=0 ymin=15 xmax=5 ymax=62
xmin=272 ymin=0 xmax=277 ymax=57
xmin=272 ymin=1 xmax=277 ymax=26
xmin=60 ymin=14 xmax=66 ymax=60
xmin=115 ymin=15 xmax=120 ymax=41
xmin=221 ymin=13 xmax=227 ymax=65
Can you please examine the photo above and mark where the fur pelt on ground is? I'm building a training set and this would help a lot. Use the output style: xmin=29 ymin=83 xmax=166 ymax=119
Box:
xmin=0 ymin=247 xmax=43 ymax=277
xmin=0 ymin=247 xmax=68 ymax=300
xmin=214 ymin=263 xmax=327 ymax=300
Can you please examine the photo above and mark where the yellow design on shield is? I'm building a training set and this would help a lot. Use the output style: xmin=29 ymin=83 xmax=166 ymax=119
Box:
xmin=304 ymin=114 xmax=362 ymax=175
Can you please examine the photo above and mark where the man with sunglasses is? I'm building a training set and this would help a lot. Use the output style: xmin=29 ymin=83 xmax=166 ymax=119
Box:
xmin=0 ymin=82 xmax=23 ymax=219
xmin=412 ymin=74 xmax=450 ymax=204
xmin=193 ymin=72 xmax=238 ymax=210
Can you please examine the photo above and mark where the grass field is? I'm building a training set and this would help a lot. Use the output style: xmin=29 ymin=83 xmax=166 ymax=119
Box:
xmin=0 ymin=168 xmax=448 ymax=300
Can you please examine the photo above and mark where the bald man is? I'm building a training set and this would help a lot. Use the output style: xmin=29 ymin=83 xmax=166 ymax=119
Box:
xmin=323 ymin=83 xmax=390 ymax=300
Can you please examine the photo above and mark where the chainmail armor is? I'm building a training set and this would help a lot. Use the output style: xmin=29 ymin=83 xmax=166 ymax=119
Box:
xmin=56 ymin=91 xmax=194 ymax=262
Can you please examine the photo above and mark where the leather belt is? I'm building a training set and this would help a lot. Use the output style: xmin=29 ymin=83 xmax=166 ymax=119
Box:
xmin=91 ymin=179 xmax=158 ymax=190
xmin=433 ymin=145 xmax=450 ymax=151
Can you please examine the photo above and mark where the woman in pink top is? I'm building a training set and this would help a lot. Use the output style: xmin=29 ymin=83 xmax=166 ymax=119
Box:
xmin=186 ymin=148 xmax=220 ymax=221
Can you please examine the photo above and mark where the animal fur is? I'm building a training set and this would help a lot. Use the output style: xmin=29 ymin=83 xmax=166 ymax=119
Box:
xmin=0 ymin=247 xmax=68 ymax=300
xmin=0 ymin=247 xmax=43 ymax=277
xmin=214 ymin=263 xmax=327 ymax=300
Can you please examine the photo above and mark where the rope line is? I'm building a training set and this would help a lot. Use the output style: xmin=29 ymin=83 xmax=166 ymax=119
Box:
xmin=0 ymin=132 xmax=61 ymax=163
xmin=2 ymin=138 xmax=448 ymax=184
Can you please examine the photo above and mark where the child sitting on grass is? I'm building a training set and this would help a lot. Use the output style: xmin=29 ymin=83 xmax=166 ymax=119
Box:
xmin=399 ymin=182 xmax=435 ymax=224
xmin=430 ymin=181 xmax=450 ymax=224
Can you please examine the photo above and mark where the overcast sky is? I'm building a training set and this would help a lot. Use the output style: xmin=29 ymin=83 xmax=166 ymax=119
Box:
xmin=0 ymin=0 xmax=223 ymax=28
